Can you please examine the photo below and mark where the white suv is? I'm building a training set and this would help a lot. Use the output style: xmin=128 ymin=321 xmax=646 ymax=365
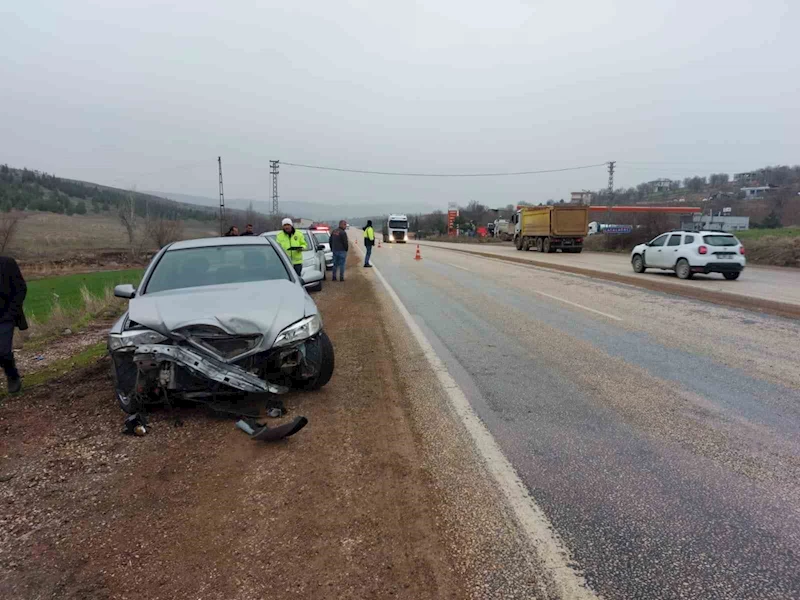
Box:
xmin=631 ymin=231 xmax=746 ymax=280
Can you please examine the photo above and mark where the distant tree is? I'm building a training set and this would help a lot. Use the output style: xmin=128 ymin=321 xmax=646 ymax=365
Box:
xmin=75 ymin=200 xmax=87 ymax=215
xmin=0 ymin=211 xmax=25 ymax=252
xmin=146 ymin=216 xmax=184 ymax=248
xmin=762 ymin=210 xmax=782 ymax=229
xmin=683 ymin=176 xmax=706 ymax=192
xmin=708 ymin=173 xmax=729 ymax=187
xmin=118 ymin=190 xmax=138 ymax=258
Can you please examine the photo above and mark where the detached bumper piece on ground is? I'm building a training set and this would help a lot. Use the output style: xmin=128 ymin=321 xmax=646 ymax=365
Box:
xmin=235 ymin=416 xmax=308 ymax=441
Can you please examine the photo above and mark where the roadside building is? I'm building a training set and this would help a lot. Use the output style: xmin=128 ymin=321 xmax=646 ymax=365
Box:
xmin=570 ymin=191 xmax=593 ymax=204
xmin=650 ymin=179 xmax=674 ymax=193
xmin=741 ymin=186 xmax=777 ymax=199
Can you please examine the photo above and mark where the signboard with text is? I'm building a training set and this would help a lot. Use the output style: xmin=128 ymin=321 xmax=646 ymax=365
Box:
xmin=604 ymin=225 xmax=633 ymax=234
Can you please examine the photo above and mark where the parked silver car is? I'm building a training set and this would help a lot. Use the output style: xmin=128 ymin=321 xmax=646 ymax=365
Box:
xmin=311 ymin=228 xmax=334 ymax=270
xmin=107 ymin=236 xmax=334 ymax=414
xmin=263 ymin=229 xmax=328 ymax=284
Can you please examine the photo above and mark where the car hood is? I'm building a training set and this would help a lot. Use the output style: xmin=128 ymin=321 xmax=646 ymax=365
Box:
xmin=128 ymin=279 xmax=314 ymax=346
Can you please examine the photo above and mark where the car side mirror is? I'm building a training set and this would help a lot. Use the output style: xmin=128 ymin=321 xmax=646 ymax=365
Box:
xmin=114 ymin=284 xmax=136 ymax=299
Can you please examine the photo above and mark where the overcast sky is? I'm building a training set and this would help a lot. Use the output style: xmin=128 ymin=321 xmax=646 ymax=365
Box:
xmin=1 ymin=0 xmax=798 ymax=213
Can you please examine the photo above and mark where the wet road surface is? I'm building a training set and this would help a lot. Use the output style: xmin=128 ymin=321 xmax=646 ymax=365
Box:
xmin=372 ymin=241 xmax=800 ymax=600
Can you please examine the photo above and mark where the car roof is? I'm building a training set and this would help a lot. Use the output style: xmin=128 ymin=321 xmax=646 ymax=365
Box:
xmin=664 ymin=230 xmax=737 ymax=235
xmin=167 ymin=236 xmax=273 ymax=251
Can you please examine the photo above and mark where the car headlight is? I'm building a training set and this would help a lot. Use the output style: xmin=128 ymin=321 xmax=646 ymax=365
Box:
xmin=108 ymin=329 xmax=168 ymax=351
xmin=273 ymin=315 xmax=322 ymax=348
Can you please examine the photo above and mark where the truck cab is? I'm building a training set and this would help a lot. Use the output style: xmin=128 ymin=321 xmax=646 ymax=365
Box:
xmin=385 ymin=214 xmax=409 ymax=243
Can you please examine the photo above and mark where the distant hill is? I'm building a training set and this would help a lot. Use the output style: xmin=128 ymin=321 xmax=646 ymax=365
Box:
xmin=149 ymin=191 xmax=433 ymax=221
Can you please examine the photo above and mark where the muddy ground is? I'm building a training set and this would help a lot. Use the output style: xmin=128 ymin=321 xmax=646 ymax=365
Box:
xmin=0 ymin=253 xmax=473 ymax=600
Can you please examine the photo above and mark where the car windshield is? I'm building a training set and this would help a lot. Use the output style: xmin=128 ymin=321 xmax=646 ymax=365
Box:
xmin=389 ymin=220 xmax=408 ymax=229
xmin=145 ymin=245 xmax=290 ymax=293
xmin=703 ymin=235 xmax=738 ymax=247
xmin=313 ymin=232 xmax=330 ymax=244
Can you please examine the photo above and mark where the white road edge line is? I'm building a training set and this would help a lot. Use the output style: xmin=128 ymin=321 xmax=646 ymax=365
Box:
xmin=364 ymin=255 xmax=599 ymax=600
xmin=534 ymin=291 xmax=623 ymax=321
xmin=444 ymin=262 xmax=471 ymax=272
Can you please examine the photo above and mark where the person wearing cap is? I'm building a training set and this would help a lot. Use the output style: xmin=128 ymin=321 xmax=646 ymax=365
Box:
xmin=276 ymin=218 xmax=307 ymax=276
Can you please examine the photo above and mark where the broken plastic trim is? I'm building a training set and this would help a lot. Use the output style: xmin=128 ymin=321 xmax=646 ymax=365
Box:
xmin=134 ymin=344 xmax=288 ymax=394
xmin=235 ymin=416 xmax=308 ymax=441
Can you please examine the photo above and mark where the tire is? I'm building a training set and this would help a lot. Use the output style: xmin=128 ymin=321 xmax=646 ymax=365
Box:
xmin=632 ymin=254 xmax=646 ymax=273
xmin=523 ymin=238 xmax=531 ymax=251
xmin=111 ymin=356 xmax=143 ymax=414
xmin=676 ymin=259 xmax=693 ymax=280
xmin=723 ymin=272 xmax=740 ymax=280
xmin=536 ymin=238 xmax=544 ymax=252
xmin=515 ymin=236 xmax=523 ymax=251
xmin=294 ymin=331 xmax=335 ymax=390
xmin=543 ymin=238 xmax=553 ymax=253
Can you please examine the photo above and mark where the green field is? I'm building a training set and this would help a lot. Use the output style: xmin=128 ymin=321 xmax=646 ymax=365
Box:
xmin=736 ymin=227 xmax=800 ymax=240
xmin=25 ymin=269 xmax=144 ymax=322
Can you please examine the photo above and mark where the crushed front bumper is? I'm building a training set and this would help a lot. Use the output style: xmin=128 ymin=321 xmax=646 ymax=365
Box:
xmin=133 ymin=344 xmax=288 ymax=394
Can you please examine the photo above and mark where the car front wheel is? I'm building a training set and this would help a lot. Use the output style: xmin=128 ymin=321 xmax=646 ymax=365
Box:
xmin=632 ymin=254 xmax=646 ymax=273
xmin=676 ymin=259 xmax=693 ymax=280
xmin=723 ymin=272 xmax=740 ymax=280
xmin=294 ymin=331 xmax=335 ymax=390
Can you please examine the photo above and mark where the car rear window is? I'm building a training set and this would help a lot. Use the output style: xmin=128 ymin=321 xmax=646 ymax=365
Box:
xmin=703 ymin=235 xmax=738 ymax=247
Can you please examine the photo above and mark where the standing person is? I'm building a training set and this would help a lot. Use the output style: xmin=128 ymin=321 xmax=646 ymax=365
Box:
xmin=363 ymin=220 xmax=375 ymax=268
xmin=241 ymin=224 xmax=255 ymax=236
xmin=0 ymin=256 xmax=27 ymax=394
xmin=276 ymin=218 xmax=307 ymax=277
xmin=224 ymin=225 xmax=239 ymax=237
xmin=329 ymin=220 xmax=349 ymax=281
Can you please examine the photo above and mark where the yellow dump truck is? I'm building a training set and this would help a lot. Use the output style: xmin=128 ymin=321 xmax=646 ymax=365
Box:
xmin=511 ymin=206 xmax=589 ymax=253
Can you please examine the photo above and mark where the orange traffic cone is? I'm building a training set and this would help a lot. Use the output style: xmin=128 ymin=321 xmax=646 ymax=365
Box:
xmin=414 ymin=245 xmax=422 ymax=261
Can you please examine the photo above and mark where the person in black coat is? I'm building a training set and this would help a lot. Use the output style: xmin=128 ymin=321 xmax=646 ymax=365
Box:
xmin=0 ymin=256 xmax=27 ymax=393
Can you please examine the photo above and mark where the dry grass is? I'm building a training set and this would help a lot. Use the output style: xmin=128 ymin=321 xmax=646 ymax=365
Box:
xmin=744 ymin=236 xmax=800 ymax=267
xmin=21 ymin=285 xmax=125 ymax=346
xmin=6 ymin=212 xmax=217 ymax=260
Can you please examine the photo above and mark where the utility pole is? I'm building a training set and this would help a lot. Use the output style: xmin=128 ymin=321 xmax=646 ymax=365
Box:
xmin=605 ymin=161 xmax=615 ymax=246
xmin=270 ymin=160 xmax=280 ymax=215
xmin=218 ymin=156 xmax=226 ymax=235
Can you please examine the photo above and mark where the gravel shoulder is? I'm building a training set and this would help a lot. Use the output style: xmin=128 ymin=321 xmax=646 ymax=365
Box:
xmin=0 ymin=251 xmax=533 ymax=600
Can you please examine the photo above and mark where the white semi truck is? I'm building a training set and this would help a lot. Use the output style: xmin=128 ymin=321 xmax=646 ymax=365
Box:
xmin=383 ymin=214 xmax=409 ymax=243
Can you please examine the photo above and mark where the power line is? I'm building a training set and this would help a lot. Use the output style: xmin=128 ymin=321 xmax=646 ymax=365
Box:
xmin=281 ymin=161 xmax=607 ymax=178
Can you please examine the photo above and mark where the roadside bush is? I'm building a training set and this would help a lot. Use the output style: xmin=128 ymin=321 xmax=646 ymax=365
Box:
xmin=743 ymin=237 xmax=800 ymax=268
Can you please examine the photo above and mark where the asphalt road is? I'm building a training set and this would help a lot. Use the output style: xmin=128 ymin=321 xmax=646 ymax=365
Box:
xmin=370 ymin=241 xmax=800 ymax=600
xmin=418 ymin=240 xmax=800 ymax=306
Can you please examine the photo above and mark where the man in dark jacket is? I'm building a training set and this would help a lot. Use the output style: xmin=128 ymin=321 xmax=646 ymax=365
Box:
xmin=0 ymin=256 xmax=27 ymax=393
xmin=329 ymin=220 xmax=349 ymax=281
xmin=241 ymin=224 xmax=255 ymax=236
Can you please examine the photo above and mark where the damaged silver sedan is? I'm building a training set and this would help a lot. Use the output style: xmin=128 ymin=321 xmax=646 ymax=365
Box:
xmin=107 ymin=236 xmax=334 ymax=414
